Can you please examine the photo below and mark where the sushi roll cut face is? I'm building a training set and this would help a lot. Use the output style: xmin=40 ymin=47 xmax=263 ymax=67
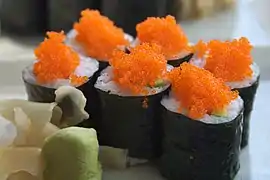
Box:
xmin=22 ymin=31 xmax=99 ymax=128
xmin=160 ymin=63 xmax=243 ymax=180
xmin=94 ymin=43 xmax=170 ymax=160
xmin=65 ymin=9 xmax=133 ymax=62
xmin=190 ymin=38 xmax=260 ymax=148
xmin=162 ymin=62 xmax=243 ymax=123
xmin=95 ymin=43 xmax=170 ymax=96
xmin=136 ymin=15 xmax=193 ymax=66
xmin=23 ymin=31 xmax=98 ymax=89
xmin=191 ymin=38 xmax=259 ymax=89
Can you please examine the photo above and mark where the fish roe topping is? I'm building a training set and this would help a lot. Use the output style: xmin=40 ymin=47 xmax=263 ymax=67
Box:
xmin=168 ymin=63 xmax=238 ymax=119
xmin=136 ymin=15 xmax=190 ymax=59
xmin=204 ymin=37 xmax=253 ymax=82
xmin=70 ymin=74 xmax=88 ymax=87
xmin=74 ymin=9 xmax=129 ymax=61
xmin=109 ymin=43 xmax=167 ymax=95
xmin=33 ymin=31 xmax=82 ymax=85
xmin=193 ymin=40 xmax=208 ymax=59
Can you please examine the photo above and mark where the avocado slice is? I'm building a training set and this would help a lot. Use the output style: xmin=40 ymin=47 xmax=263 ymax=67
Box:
xmin=154 ymin=79 xmax=166 ymax=87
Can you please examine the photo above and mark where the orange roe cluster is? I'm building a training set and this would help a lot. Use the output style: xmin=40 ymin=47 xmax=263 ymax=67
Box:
xmin=193 ymin=40 xmax=208 ymax=59
xmin=34 ymin=31 xmax=81 ymax=85
xmin=136 ymin=15 xmax=190 ymax=59
xmin=109 ymin=43 xmax=167 ymax=95
xmin=204 ymin=37 xmax=253 ymax=82
xmin=168 ymin=63 xmax=238 ymax=119
xmin=70 ymin=74 xmax=88 ymax=87
xmin=74 ymin=9 xmax=128 ymax=61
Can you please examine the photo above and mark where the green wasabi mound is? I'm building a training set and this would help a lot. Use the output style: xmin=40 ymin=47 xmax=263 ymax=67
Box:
xmin=42 ymin=127 xmax=101 ymax=180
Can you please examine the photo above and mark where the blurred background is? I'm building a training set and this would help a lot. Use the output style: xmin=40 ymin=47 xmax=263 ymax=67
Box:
xmin=0 ymin=0 xmax=270 ymax=60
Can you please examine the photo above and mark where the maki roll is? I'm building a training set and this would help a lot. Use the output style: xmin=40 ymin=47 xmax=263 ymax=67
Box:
xmin=66 ymin=9 xmax=134 ymax=72
xmin=191 ymin=38 xmax=260 ymax=148
xmin=160 ymin=63 xmax=243 ymax=180
xmin=22 ymin=31 xmax=99 ymax=128
xmin=95 ymin=43 xmax=171 ymax=162
xmin=135 ymin=15 xmax=193 ymax=67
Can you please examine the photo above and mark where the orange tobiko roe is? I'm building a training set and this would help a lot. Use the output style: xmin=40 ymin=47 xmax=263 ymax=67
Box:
xmin=109 ymin=43 xmax=167 ymax=95
xmin=193 ymin=40 xmax=208 ymax=59
xmin=168 ymin=63 xmax=238 ymax=119
xmin=74 ymin=9 xmax=129 ymax=61
xmin=70 ymin=74 xmax=88 ymax=87
xmin=33 ymin=31 xmax=81 ymax=85
xmin=204 ymin=37 xmax=253 ymax=82
xmin=136 ymin=15 xmax=190 ymax=59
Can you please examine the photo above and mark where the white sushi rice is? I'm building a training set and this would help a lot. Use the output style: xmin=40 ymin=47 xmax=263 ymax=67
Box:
xmin=189 ymin=57 xmax=206 ymax=68
xmin=66 ymin=29 xmax=134 ymax=57
xmin=190 ymin=57 xmax=260 ymax=89
xmin=94 ymin=65 xmax=172 ymax=96
xmin=23 ymin=55 xmax=99 ymax=89
xmin=226 ymin=63 xmax=260 ymax=89
xmin=167 ymin=64 xmax=174 ymax=72
xmin=161 ymin=94 xmax=244 ymax=124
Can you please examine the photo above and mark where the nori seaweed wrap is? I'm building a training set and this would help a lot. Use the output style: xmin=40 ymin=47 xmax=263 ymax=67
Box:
xmin=160 ymin=63 xmax=243 ymax=180
xmin=167 ymin=53 xmax=194 ymax=67
xmin=65 ymin=9 xmax=134 ymax=73
xmin=94 ymin=43 xmax=171 ymax=162
xmin=190 ymin=38 xmax=260 ymax=148
xmin=22 ymin=31 xmax=99 ymax=128
xmin=135 ymin=15 xmax=193 ymax=67
xmin=233 ymin=75 xmax=260 ymax=148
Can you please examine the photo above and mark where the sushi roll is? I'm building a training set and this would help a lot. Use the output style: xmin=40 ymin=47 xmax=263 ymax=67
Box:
xmin=135 ymin=15 xmax=193 ymax=67
xmin=66 ymin=9 xmax=134 ymax=72
xmin=94 ymin=43 xmax=171 ymax=161
xmin=160 ymin=63 xmax=243 ymax=180
xmin=22 ymin=31 xmax=99 ymax=128
xmin=191 ymin=38 xmax=260 ymax=148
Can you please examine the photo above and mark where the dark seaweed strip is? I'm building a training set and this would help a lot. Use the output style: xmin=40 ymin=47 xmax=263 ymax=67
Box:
xmin=167 ymin=53 xmax=194 ymax=67
xmin=22 ymin=67 xmax=100 ymax=129
xmin=96 ymin=87 xmax=170 ymax=159
xmin=159 ymin=106 xmax=243 ymax=180
xmin=98 ymin=61 xmax=110 ymax=72
xmin=234 ymin=76 xmax=260 ymax=149
xmin=124 ymin=48 xmax=131 ymax=54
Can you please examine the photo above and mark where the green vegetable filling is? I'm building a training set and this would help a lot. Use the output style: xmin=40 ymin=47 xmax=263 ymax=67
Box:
xmin=212 ymin=108 xmax=228 ymax=117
